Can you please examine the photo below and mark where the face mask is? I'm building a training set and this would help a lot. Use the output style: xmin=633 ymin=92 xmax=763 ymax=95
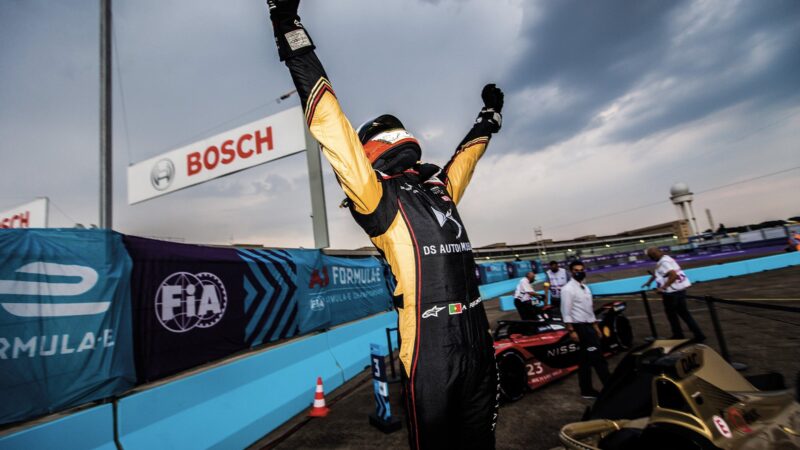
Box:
xmin=572 ymin=271 xmax=586 ymax=282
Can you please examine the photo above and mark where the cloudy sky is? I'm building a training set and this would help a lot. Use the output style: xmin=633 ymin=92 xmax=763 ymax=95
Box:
xmin=1 ymin=0 xmax=798 ymax=249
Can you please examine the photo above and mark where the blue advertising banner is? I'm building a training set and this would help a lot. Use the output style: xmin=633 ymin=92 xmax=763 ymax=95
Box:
xmin=126 ymin=238 xmax=393 ymax=382
xmin=237 ymin=249 xmax=392 ymax=345
xmin=125 ymin=236 xmax=251 ymax=382
xmin=0 ymin=230 xmax=135 ymax=425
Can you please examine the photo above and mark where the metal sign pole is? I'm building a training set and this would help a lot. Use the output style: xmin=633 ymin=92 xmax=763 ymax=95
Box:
xmin=99 ymin=0 xmax=112 ymax=229
xmin=304 ymin=126 xmax=329 ymax=249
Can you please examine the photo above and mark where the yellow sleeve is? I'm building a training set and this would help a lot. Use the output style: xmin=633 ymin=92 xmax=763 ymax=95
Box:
xmin=304 ymin=78 xmax=382 ymax=215
xmin=443 ymin=136 xmax=489 ymax=205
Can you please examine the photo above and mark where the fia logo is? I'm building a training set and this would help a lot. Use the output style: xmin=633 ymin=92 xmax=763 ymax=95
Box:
xmin=155 ymin=272 xmax=227 ymax=333
xmin=0 ymin=262 xmax=108 ymax=317
xmin=150 ymin=158 xmax=175 ymax=191
xmin=309 ymin=297 xmax=326 ymax=312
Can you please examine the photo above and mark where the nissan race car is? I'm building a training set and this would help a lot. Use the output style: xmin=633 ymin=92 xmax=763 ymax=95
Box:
xmin=558 ymin=340 xmax=800 ymax=450
xmin=493 ymin=301 xmax=634 ymax=401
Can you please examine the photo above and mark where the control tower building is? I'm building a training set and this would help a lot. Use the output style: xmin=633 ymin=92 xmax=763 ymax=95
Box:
xmin=670 ymin=182 xmax=700 ymax=236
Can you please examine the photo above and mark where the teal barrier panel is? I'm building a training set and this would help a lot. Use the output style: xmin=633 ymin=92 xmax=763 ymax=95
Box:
xmin=325 ymin=312 xmax=398 ymax=381
xmin=487 ymin=252 xmax=800 ymax=304
xmin=479 ymin=273 xmax=546 ymax=300
xmin=0 ymin=404 xmax=115 ymax=450
xmin=499 ymin=295 xmax=516 ymax=312
xmin=589 ymin=276 xmax=650 ymax=296
xmin=746 ymin=252 xmax=800 ymax=271
xmin=117 ymin=331 xmax=342 ymax=450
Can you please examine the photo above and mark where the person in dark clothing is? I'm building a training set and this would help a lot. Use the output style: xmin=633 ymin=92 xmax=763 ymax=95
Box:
xmin=560 ymin=261 xmax=610 ymax=399
xmin=266 ymin=2 xmax=504 ymax=448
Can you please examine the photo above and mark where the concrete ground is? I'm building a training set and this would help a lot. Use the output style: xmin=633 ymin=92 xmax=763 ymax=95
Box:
xmin=251 ymin=263 xmax=800 ymax=450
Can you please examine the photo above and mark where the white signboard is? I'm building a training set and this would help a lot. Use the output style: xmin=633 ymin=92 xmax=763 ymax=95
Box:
xmin=0 ymin=198 xmax=48 ymax=228
xmin=128 ymin=106 xmax=307 ymax=204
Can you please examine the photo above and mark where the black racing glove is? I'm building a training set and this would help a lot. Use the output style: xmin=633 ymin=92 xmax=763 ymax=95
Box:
xmin=475 ymin=83 xmax=504 ymax=133
xmin=267 ymin=0 xmax=315 ymax=61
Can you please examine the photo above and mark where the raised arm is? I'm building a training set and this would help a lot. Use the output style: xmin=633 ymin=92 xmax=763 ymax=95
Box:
xmin=442 ymin=84 xmax=504 ymax=204
xmin=268 ymin=0 xmax=381 ymax=215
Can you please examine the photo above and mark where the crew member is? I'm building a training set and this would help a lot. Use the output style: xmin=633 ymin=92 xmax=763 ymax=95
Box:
xmin=642 ymin=247 xmax=706 ymax=342
xmin=545 ymin=260 xmax=569 ymax=307
xmin=789 ymin=231 xmax=800 ymax=252
xmin=266 ymin=2 xmax=503 ymax=448
xmin=561 ymin=261 xmax=609 ymax=399
xmin=514 ymin=271 xmax=541 ymax=320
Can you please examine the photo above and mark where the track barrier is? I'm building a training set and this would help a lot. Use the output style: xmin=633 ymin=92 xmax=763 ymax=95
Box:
xmin=0 ymin=404 xmax=116 ymax=450
xmin=494 ymin=251 xmax=800 ymax=313
xmin=2 ymin=311 xmax=398 ymax=450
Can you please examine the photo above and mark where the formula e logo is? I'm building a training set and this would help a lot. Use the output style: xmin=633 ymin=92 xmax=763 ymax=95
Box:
xmin=422 ymin=305 xmax=446 ymax=319
xmin=155 ymin=272 xmax=227 ymax=333
xmin=0 ymin=262 xmax=108 ymax=317
xmin=431 ymin=207 xmax=462 ymax=238
xmin=309 ymin=267 xmax=330 ymax=288
xmin=150 ymin=158 xmax=175 ymax=191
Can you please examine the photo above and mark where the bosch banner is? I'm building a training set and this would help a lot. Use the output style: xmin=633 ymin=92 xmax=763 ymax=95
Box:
xmin=127 ymin=106 xmax=307 ymax=204
xmin=0 ymin=198 xmax=48 ymax=229
xmin=0 ymin=230 xmax=135 ymax=425
xmin=126 ymin=238 xmax=393 ymax=382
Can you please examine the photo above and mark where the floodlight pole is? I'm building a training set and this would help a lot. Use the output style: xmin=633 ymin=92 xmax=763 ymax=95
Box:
xmin=99 ymin=0 xmax=113 ymax=229
xmin=305 ymin=126 xmax=330 ymax=248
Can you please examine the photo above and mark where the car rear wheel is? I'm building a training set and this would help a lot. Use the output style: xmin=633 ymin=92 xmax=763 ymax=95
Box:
xmin=497 ymin=351 xmax=527 ymax=402
xmin=613 ymin=315 xmax=633 ymax=350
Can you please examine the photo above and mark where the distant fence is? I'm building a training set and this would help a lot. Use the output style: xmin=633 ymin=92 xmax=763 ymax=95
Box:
xmin=494 ymin=251 xmax=800 ymax=312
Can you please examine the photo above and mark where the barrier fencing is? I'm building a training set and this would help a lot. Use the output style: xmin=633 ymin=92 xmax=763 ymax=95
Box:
xmin=593 ymin=289 xmax=800 ymax=370
xmin=685 ymin=294 xmax=800 ymax=369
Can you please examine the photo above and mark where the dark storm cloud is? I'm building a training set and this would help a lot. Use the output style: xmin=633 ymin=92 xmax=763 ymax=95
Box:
xmin=608 ymin=0 xmax=800 ymax=142
xmin=502 ymin=0 xmax=685 ymax=149
xmin=501 ymin=0 xmax=800 ymax=152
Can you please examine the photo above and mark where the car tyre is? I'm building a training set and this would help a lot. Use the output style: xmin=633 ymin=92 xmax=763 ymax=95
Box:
xmin=613 ymin=315 xmax=634 ymax=350
xmin=497 ymin=351 xmax=527 ymax=402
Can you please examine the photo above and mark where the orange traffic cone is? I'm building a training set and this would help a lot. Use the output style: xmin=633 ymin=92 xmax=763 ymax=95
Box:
xmin=308 ymin=376 xmax=330 ymax=417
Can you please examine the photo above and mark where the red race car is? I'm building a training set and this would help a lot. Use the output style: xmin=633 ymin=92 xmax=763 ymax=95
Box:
xmin=493 ymin=301 xmax=633 ymax=401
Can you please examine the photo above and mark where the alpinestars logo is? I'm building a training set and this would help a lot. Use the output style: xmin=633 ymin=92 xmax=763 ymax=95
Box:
xmin=431 ymin=207 xmax=463 ymax=238
xmin=422 ymin=305 xmax=446 ymax=318
xmin=0 ymin=262 xmax=108 ymax=317
xmin=155 ymin=272 xmax=227 ymax=333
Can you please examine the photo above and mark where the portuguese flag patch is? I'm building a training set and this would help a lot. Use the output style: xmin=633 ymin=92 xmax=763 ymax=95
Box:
xmin=448 ymin=303 xmax=463 ymax=315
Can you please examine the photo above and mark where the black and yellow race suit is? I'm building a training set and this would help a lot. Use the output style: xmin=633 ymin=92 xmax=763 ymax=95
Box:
xmin=283 ymin=51 xmax=498 ymax=449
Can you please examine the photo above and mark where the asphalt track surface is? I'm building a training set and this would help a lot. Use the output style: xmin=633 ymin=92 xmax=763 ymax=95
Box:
xmin=251 ymin=260 xmax=800 ymax=450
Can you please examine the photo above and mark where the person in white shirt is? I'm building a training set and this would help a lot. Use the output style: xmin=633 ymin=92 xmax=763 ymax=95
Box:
xmin=545 ymin=260 xmax=570 ymax=308
xmin=642 ymin=247 xmax=705 ymax=342
xmin=513 ymin=272 xmax=541 ymax=320
xmin=560 ymin=261 xmax=610 ymax=399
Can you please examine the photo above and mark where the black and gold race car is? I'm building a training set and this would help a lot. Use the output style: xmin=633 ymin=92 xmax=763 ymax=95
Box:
xmin=558 ymin=340 xmax=800 ymax=450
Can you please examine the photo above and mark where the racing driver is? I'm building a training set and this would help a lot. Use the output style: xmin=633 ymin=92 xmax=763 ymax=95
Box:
xmin=266 ymin=1 xmax=504 ymax=448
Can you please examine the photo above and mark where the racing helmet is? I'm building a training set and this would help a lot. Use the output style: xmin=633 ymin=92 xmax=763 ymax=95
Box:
xmin=356 ymin=114 xmax=422 ymax=170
